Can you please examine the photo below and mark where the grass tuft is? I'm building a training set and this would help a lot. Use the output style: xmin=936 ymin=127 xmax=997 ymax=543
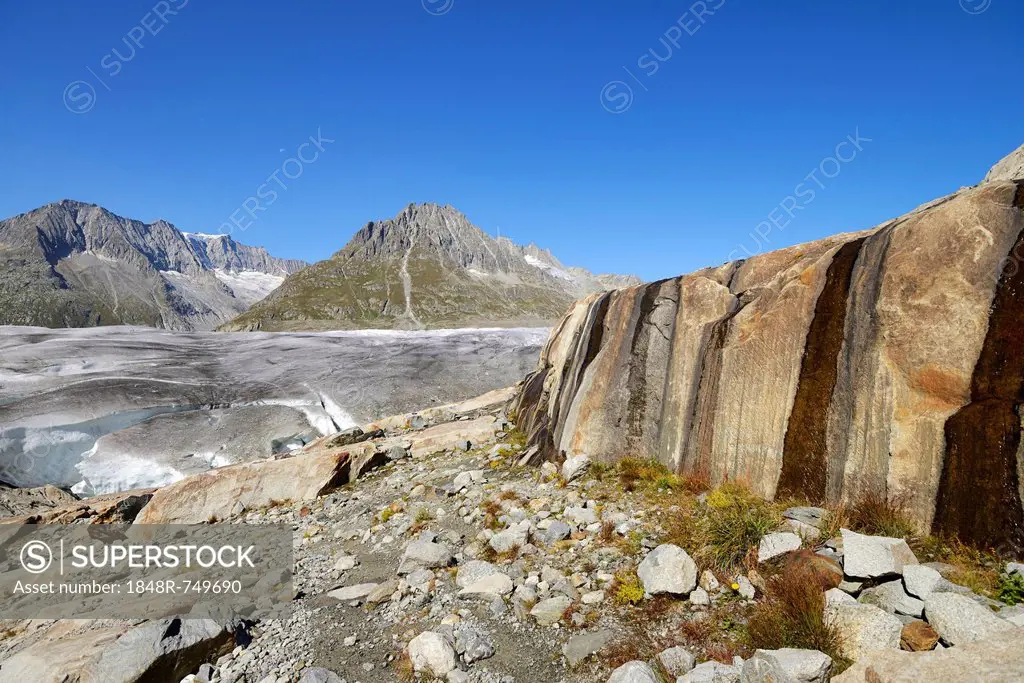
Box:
xmin=846 ymin=492 xmax=918 ymax=539
xmin=746 ymin=558 xmax=849 ymax=671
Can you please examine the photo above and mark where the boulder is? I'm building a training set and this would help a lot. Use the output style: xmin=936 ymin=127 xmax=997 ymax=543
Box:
xmin=455 ymin=560 xmax=503 ymax=589
xmin=563 ymin=506 xmax=598 ymax=525
xmin=298 ymin=668 xmax=344 ymax=683
xmin=489 ymin=520 xmax=530 ymax=552
xmin=607 ymin=661 xmax=660 ymax=683
xmin=562 ymin=454 xmax=591 ymax=482
xmin=742 ymin=649 xmax=831 ymax=683
xmin=398 ymin=539 xmax=453 ymax=573
xmin=637 ymin=544 xmax=698 ymax=595
xmin=408 ymin=631 xmax=457 ymax=677
xmin=0 ymin=618 xmax=237 ymax=683
xmin=135 ymin=446 xmax=379 ymax=524
xmin=902 ymin=564 xmax=942 ymax=600
xmin=857 ymin=579 xmax=924 ymax=618
xmin=924 ymin=593 xmax=1019 ymax=646
xmin=840 ymin=530 xmax=917 ymax=580
xmin=833 ymin=629 xmax=1024 ymax=682
xmin=327 ymin=583 xmax=379 ymax=602
xmin=544 ymin=520 xmax=573 ymax=544
xmin=679 ymin=661 xmax=741 ymax=682
xmin=394 ymin=416 xmax=501 ymax=458
xmin=510 ymin=177 xmax=1024 ymax=554
xmin=825 ymin=602 xmax=903 ymax=661
xmin=656 ymin=645 xmax=696 ymax=676
xmin=782 ymin=506 xmax=827 ymax=528
xmin=2 ymin=487 xmax=156 ymax=525
xmin=530 ymin=596 xmax=572 ymax=626
xmin=758 ymin=532 xmax=802 ymax=563
xmin=458 ymin=573 xmax=514 ymax=600
xmin=900 ymin=621 xmax=939 ymax=651
xmin=563 ymin=629 xmax=616 ymax=667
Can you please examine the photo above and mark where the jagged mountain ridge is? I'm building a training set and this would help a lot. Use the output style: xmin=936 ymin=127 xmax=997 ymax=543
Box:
xmin=0 ymin=200 xmax=306 ymax=330
xmin=223 ymin=203 xmax=639 ymax=331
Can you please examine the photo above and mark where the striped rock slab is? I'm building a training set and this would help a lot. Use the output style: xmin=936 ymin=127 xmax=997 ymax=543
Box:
xmin=513 ymin=178 xmax=1024 ymax=552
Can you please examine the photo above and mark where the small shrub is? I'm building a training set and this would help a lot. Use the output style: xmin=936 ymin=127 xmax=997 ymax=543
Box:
xmin=616 ymin=457 xmax=671 ymax=492
xmin=413 ymin=507 xmax=435 ymax=523
xmin=698 ymin=483 xmax=781 ymax=570
xmin=611 ymin=570 xmax=646 ymax=605
xmin=848 ymin=492 xmax=917 ymax=539
xmin=818 ymin=505 xmax=850 ymax=541
xmin=913 ymin=535 xmax=1001 ymax=598
xmin=395 ymin=651 xmax=416 ymax=683
xmin=998 ymin=572 xmax=1024 ymax=606
xmin=746 ymin=561 xmax=848 ymax=670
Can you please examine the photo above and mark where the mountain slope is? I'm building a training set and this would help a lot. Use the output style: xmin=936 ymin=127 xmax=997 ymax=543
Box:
xmin=0 ymin=200 xmax=305 ymax=330
xmin=223 ymin=203 xmax=639 ymax=331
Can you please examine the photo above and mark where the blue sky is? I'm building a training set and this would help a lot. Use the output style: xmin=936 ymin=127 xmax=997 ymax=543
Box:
xmin=1 ymin=0 xmax=1021 ymax=281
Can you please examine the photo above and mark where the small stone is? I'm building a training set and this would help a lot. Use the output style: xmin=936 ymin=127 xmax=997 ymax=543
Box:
xmin=333 ymin=555 xmax=357 ymax=572
xmin=581 ymin=590 xmax=605 ymax=605
xmin=327 ymin=583 xmax=378 ymax=601
xmin=637 ymin=544 xmax=698 ymax=595
xmin=758 ymin=532 xmax=802 ymax=563
xmin=544 ymin=520 xmax=573 ymax=544
xmin=736 ymin=575 xmax=756 ymax=600
xmin=900 ymin=621 xmax=940 ymax=651
xmin=564 ymin=506 xmax=598 ymax=525
xmin=656 ymin=646 xmax=696 ymax=676
xmin=689 ymin=587 xmax=710 ymax=606
xmin=1007 ymin=562 xmax=1024 ymax=576
xmin=699 ymin=569 xmax=720 ymax=592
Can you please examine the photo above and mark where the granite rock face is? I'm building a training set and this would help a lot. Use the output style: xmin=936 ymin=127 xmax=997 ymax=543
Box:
xmin=514 ymin=177 xmax=1024 ymax=551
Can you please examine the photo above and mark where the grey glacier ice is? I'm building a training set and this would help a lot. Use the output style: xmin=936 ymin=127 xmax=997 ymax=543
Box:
xmin=0 ymin=325 xmax=546 ymax=495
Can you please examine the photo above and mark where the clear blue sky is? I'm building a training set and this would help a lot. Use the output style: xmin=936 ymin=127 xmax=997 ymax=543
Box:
xmin=2 ymin=0 xmax=1021 ymax=281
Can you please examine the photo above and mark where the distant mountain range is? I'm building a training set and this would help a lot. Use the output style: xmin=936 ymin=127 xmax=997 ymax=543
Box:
xmin=0 ymin=200 xmax=306 ymax=330
xmin=221 ymin=203 xmax=640 ymax=331
xmin=0 ymin=200 xmax=636 ymax=332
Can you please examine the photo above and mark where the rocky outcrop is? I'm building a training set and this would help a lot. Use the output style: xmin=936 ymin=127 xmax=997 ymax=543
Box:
xmin=223 ymin=203 xmax=639 ymax=331
xmin=984 ymin=143 xmax=1024 ymax=183
xmin=513 ymin=178 xmax=1024 ymax=550
xmin=833 ymin=629 xmax=1024 ymax=682
xmin=0 ymin=618 xmax=234 ymax=683
xmin=133 ymin=447 xmax=380 ymax=524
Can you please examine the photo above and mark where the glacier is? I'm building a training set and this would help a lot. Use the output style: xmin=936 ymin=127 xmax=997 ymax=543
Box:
xmin=0 ymin=325 xmax=546 ymax=494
